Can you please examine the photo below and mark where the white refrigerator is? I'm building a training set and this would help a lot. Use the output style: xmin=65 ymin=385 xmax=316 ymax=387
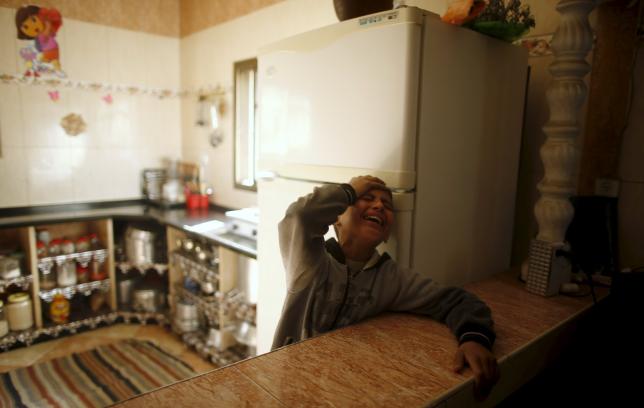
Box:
xmin=256 ymin=7 xmax=527 ymax=354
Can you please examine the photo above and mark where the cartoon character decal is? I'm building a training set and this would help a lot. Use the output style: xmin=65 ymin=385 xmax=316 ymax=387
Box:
xmin=15 ymin=5 xmax=65 ymax=77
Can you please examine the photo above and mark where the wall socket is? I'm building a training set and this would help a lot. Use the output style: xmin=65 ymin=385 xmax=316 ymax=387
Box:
xmin=594 ymin=178 xmax=620 ymax=197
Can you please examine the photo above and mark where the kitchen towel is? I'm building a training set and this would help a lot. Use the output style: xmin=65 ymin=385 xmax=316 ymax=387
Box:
xmin=0 ymin=339 xmax=195 ymax=407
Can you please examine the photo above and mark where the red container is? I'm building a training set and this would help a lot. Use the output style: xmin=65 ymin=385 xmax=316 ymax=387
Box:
xmin=199 ymin=194 xmax=209 ymax=209
xmin=186 ymin=193 xmax=201 ymax=210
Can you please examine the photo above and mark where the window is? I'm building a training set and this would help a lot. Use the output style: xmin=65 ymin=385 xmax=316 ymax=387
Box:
xmin=233 ymin=58 xmax=258 ymax=191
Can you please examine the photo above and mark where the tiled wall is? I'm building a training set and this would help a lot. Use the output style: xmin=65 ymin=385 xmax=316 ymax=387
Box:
xmin=179 ymin=0 xmax=337 ymax=210
xmin=0 ymin=6 xmax=181 ymax=207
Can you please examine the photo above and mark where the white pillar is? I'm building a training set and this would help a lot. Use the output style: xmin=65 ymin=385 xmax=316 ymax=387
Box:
xmin=526 ymin=0 xmax=596 ymax=296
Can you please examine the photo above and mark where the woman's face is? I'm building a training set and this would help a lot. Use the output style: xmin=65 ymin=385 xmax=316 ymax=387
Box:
xmin=21 ymin=15 xmax=44 ymax=38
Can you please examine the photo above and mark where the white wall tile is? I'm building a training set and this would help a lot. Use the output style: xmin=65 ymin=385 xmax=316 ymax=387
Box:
xmin=144 ymin=34 xmax=180 ymax=89
xmin=60 ymin=19 xmax=109 ymax=82
xmin=0 ymin=147 xmax=28 ymax=207
xmin=0 ymin=7 xmax=18 ymax=73
xmin=26 ymin=147 xmax=74 ymax=205
xmin=66 ymin=88 xmax=103 ymax=149
xmin=69 ymin=147 xmax=101 ymax=202
xmin=151 ymin=98 xmax=182 ymax=156
xmin=107 ymin=148 xmax=141 ymax=198
xmin=107 ymin=27 xmax=147 ymax=87
xmin=0 ymin=83 xmax=24 ymax=147
xmin=104 ymin=93 xmax=136 ymax=148
xmin=20 ymin=86 xmax=70 ymax=147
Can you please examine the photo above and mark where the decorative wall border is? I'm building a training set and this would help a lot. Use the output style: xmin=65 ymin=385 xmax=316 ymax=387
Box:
xmin=0 ymin=73 xmax=228 ymax=99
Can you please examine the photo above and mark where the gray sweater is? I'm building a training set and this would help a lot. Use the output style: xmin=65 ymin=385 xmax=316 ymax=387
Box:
xmin=271 ymin=183 xmax=495 ymax=350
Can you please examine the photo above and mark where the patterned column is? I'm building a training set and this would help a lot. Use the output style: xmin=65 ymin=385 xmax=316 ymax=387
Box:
xmin=526 ymin=0 xmax=596 ymax=296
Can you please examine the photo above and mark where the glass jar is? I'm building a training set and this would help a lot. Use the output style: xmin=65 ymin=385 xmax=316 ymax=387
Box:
xmin=50 ymin=294 xmax=70 ymax=324
xmin=48 ymin=239 xmax=62 ymax=256
xmin=0 ymin=300 xmax=8 ymax=337
xmin=61 ymin=239 xmax=75 ymax=255
xmin=40 ymin=268 xmax=57 ymax=290
xmin=76 ymin=236 xmax=90 ymax=252
xmin=90 ymin=260 xmax=107 ymax=281
xmin=7 ymin=292 xmax=33 ymax=331
xmin=89 ymin=233 xmax=100 ymax=250
xmin=37 ymin=229 xmax=51 ymax=246
xmin=76 ymin=264 xmax=89 ymax=283
xmin=57 ymin=260 xmax=77 ymax=287
xmin=36 ymin=241 xmax=48 ymax=258
xmin=0 ymin=256 xmax=21 ymax=280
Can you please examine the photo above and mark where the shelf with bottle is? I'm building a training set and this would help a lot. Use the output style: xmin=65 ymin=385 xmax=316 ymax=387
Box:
xmin=1 ymin=312 xmax=119 ymax=351
xmin=171 ymin=251 xmax=219 ymax=281
xmin=116 ymin=261 xmax=168 ymax=275
xmin=37 ymin=248 xmax=108 ymax=271
xmin=0 ymin=275 xmax=32 ymax=292
xmin=174 ymin=283 xmax=220 ymax=326
xmin=118 ymin=310 xmax=169 ymax=325
xmin=39 ymin=278 xmax=111 ymax=302
xmin=180 ymin=330 xmax=249 ymax=367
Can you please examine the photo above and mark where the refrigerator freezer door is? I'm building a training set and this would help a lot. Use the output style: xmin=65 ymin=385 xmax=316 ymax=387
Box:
xmin=256 ymin=177 xmax=413 ymax=354
xmin=257 ymin=8 xmax=424 ymax=190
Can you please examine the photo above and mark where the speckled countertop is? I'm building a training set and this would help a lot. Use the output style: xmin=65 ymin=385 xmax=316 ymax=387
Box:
xmin=0 ymin=203 xmax=257 ymax=258
xmin=115 ymin=272 xmax=608 ymax=407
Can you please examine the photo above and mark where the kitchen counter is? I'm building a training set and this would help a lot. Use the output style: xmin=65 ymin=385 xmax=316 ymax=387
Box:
xmin=0 ymin=201 xmax=257 ymax=258
xmin=115 ymin=271 xmax=609 ymax=407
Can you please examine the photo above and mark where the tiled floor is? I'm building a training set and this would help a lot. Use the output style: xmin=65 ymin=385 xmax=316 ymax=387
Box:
xmin=0 ymin=323 xmax=217 ymax=374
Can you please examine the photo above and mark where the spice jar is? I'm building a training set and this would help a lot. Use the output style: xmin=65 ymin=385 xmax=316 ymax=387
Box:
xmin=40 ymin=268 xmax=57 ymax=290
xmin=76 ymin=264 xmax=89 ymax=283
xmin=89 ymin=233 xmax=100 ymax=250
xmin=57 ymin=260 xmax=77 ymax=287
xmin=48 ymin=239 xmax=62 ymax=256
xmin=36 ymin=241 xmax=48 ymax=258
xmin=76 ymin=236 xmax=90 ymax=252
xmin=7 ymin=292 xmax=33 ymax=331
xmin=61 ymin=239 xmax=75 ymax=255
xmin=37 ymin=229 xmax=51 ymax=246
xmin=90 ymin=259 xmax=107 ymax=281
xmin=50 ymin=294 xmax=70 ymax=324
xmin=0 ymin=300 xmax=8 ymax=337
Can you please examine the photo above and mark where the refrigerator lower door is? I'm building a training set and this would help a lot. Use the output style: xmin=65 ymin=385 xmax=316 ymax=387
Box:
xmin=256 ymin=177 xmax=413 ymax=354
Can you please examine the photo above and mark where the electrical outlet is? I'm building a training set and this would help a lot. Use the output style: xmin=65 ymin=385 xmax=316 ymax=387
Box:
xmin=594 ymin=178 xmax=620 ymax=197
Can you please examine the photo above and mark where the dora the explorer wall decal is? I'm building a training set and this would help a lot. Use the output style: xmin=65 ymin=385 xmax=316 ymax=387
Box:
xmin=15 ymin=5 xmax=66 ymax=78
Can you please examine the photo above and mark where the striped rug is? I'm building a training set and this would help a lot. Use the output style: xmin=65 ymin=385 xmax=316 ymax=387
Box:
xmin=0 ymin=339 xmax=196 ymax=407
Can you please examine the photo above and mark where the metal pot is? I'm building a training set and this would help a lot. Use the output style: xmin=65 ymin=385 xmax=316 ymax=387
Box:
xmin=125 ymin=226 xmax=155 ymax=264
xmin=118 ymin=278 xmax=136 ymax=306
xmin=132 ymin=288 xmax=162 ymax=312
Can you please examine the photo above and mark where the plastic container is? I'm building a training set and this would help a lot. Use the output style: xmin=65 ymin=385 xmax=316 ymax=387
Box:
xmin=7 ymin=292 xmax=33 ymax=331
xmin=57 ymin=260 xmax=77 ymax=287
xmin=50 ymin=294 xmax=70 ymax=324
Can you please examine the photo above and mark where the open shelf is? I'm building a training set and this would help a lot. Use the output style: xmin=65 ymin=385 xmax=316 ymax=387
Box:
xmin=179 ymin=330 xmax=249 ymax=367
xmin=116 ymin=261 xmax=168 ymax=275
xmin=1 ymin=312 xmax=119 ymax=351
xmin=0 ymin=275 xmax=32 ymax=292
xmin=37 ymin=249 xmax=108 ymax=271
xmin=39 ymin=278 xmax=111 ymax=302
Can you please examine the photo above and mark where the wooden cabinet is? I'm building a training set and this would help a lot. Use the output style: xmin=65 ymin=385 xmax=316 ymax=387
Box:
xmin=1 ymin=219 xmax=115 ymax=348
xmin=167 ymin=226 xmax=257 ymax=364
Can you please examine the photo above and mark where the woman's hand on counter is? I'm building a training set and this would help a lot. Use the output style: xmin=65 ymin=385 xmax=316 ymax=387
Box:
xmin=453 ymin=341 xmax=500 ymax=401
